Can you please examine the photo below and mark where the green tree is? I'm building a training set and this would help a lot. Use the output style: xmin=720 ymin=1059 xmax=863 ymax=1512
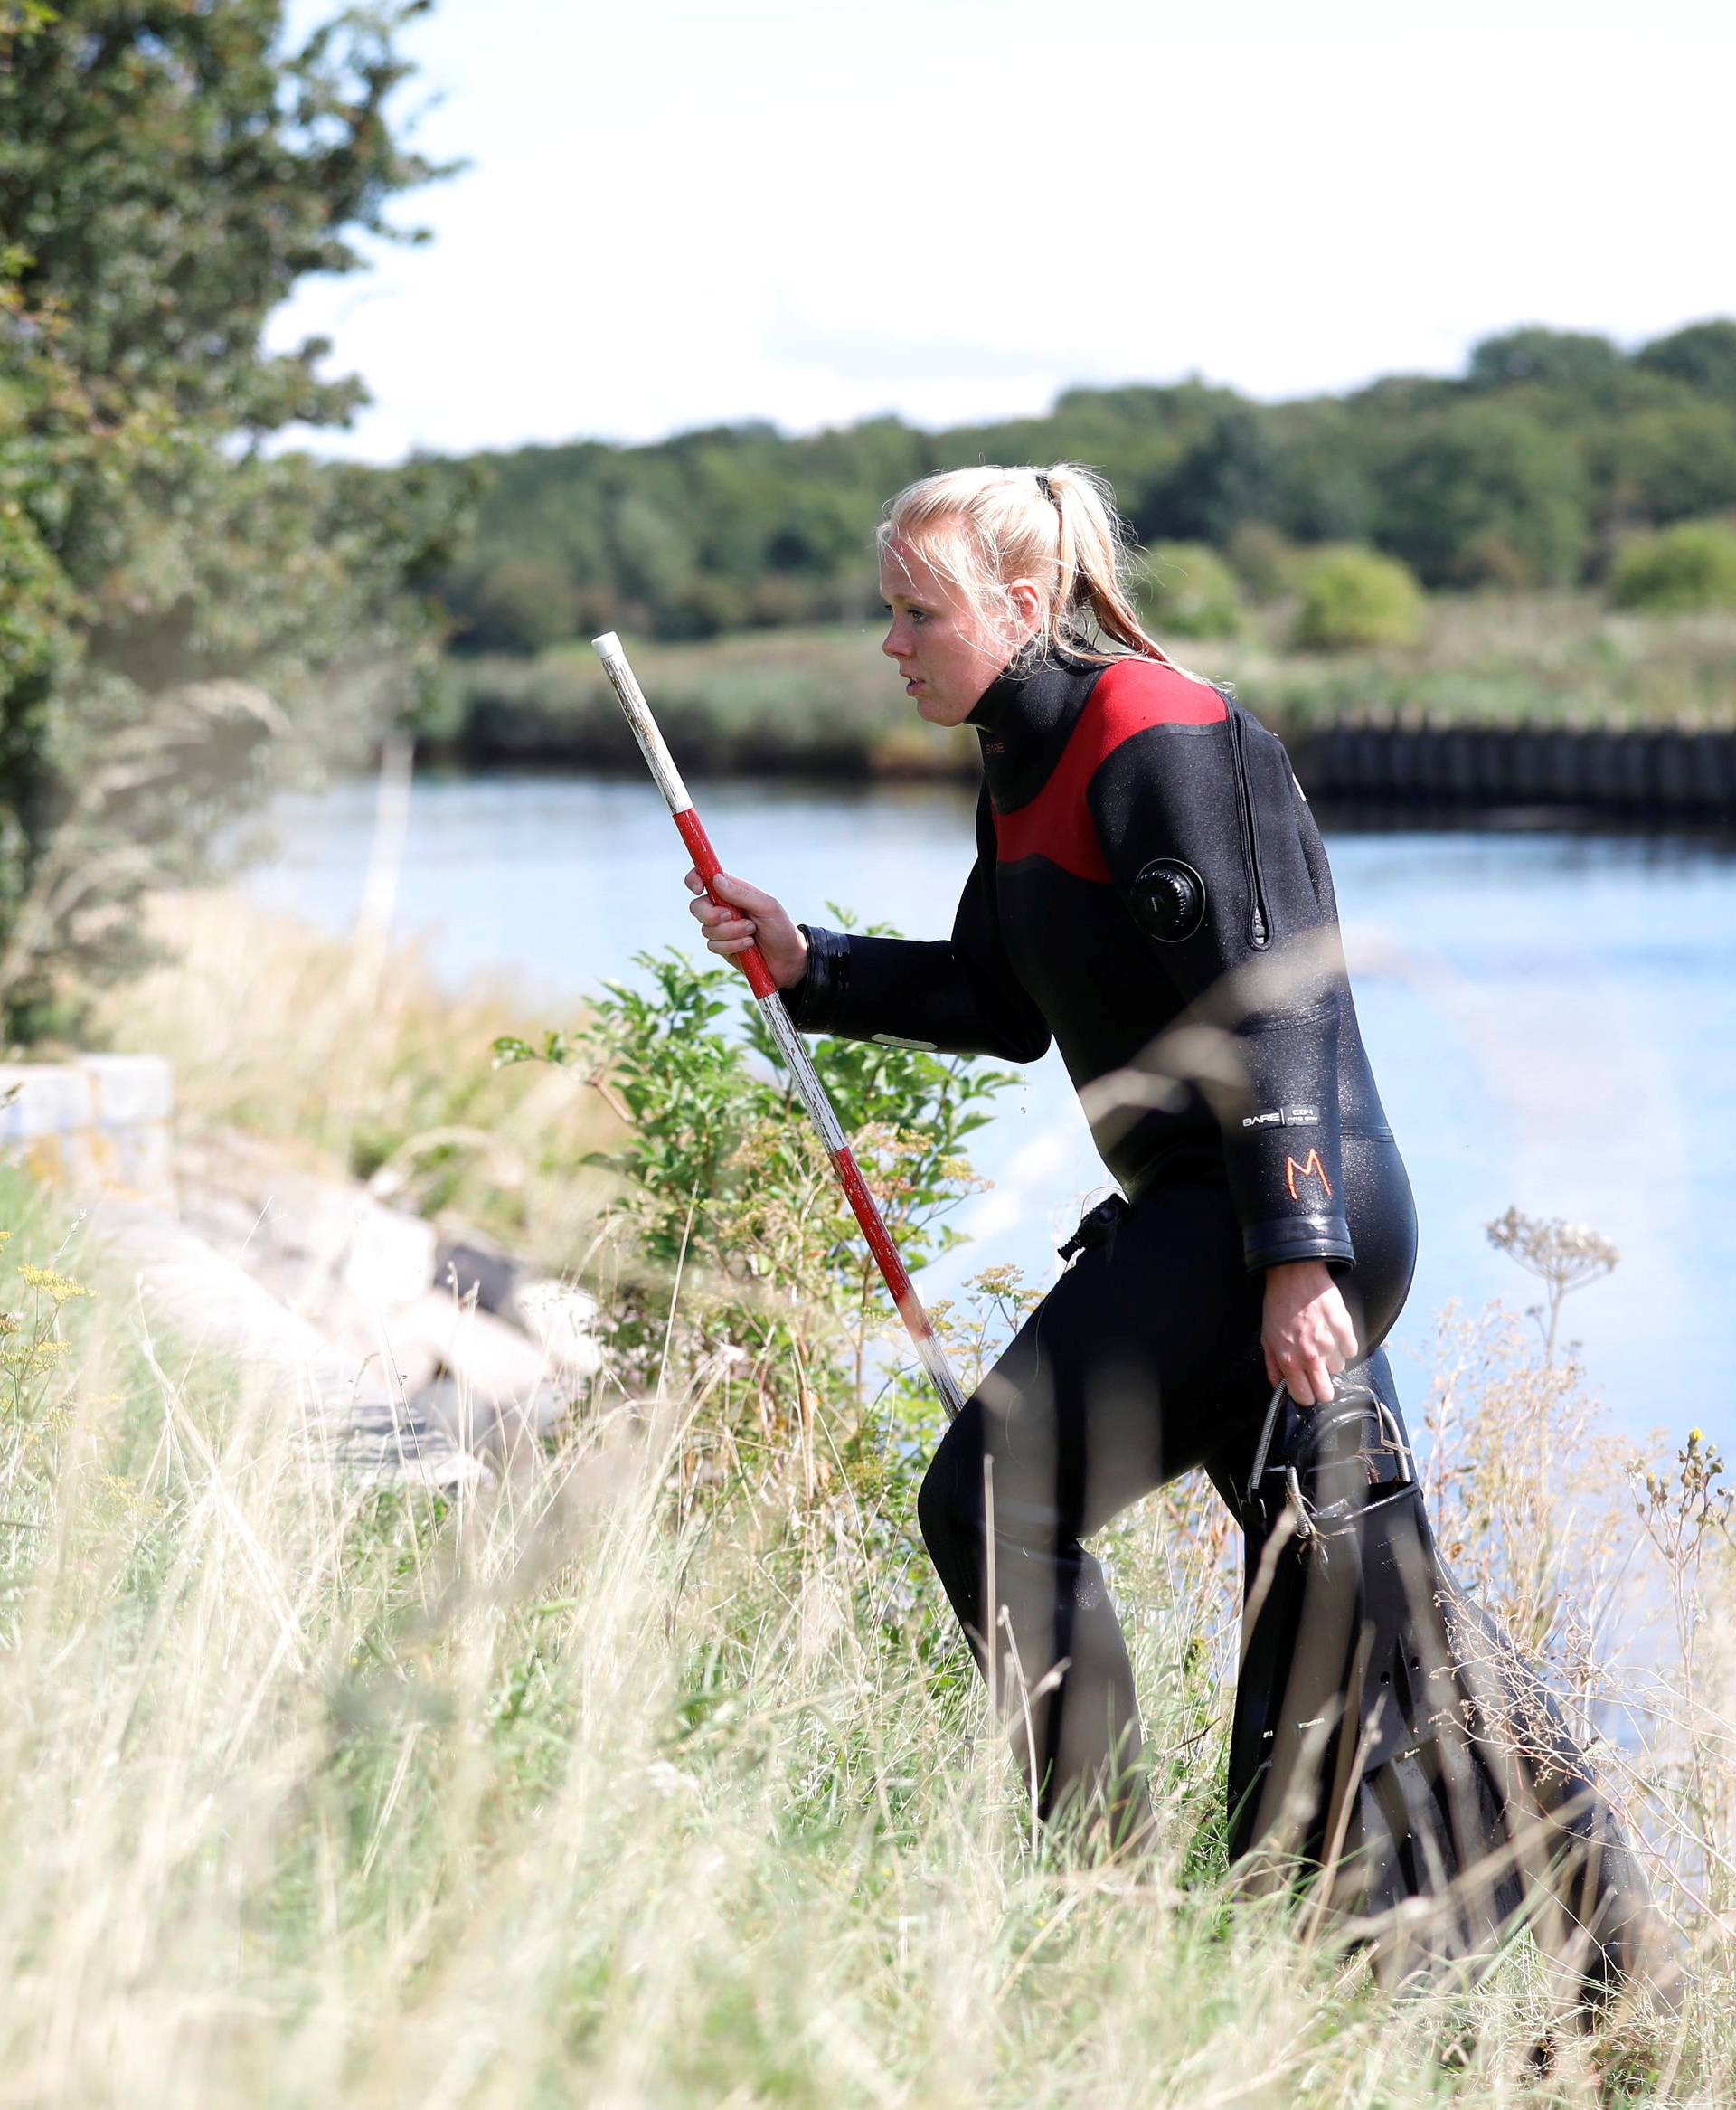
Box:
xmin=610 ymin=491 xmax=699 ymax=620
xmin=1341 ymin=372 xmax=1461 ymax=422
xmin=1466 ymin=326 xmax=1625 ymax=396
xmin=1636 ymin=320 xmax=1736 ymax=402
xmin=1374 ymin=402 xmax=1591 ymax=587
xmin=1223 ymin=522 xmax=1297 ymax=601
xmin=0 ymin=1 xmax=464 ymax=1037
xmin=448 ymin=553 xmax=580 ymax=657
xmin=1144 ymin=406 xmax=1284 ymax=546
xmin=429 ymin=317 xmax=1736 ymax=651
xmin=1269 ymin=408 xmax=1377 ymax=544
xmin=1594 ymin=404 xmax=1736 ymax=530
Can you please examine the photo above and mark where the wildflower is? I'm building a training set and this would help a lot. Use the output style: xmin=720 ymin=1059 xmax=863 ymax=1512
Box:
xmin=1485 ymin=1207 xmax=1618 ymax=1285
xmin=17 ymin=1265 xmax=90 ymax=1302
xmin=1486 ymin=1206 xmax=1618 ymax=1363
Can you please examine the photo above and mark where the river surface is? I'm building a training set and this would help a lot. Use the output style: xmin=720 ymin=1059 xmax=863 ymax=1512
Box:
xmin=245 ymin=771 xmax=1736 ymax=1455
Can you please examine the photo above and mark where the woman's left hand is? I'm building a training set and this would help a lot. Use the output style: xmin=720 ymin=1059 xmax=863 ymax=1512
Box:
xmin=1260 ymin=1259 xmax=1360 ymax=1406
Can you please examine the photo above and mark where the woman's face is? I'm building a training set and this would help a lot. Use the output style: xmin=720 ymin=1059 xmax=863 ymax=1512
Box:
xmin=880 ymin=535 xmax=1032 ymax=726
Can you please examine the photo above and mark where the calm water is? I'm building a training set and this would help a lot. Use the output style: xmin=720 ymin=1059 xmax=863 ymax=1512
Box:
xmin=246 ymin=772 xmax=1736 ymax=1452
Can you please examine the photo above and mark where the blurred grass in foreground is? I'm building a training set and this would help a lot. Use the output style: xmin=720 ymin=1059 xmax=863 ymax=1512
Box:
xmin=428 ymin=595 xmax=1736 ymax=782
xmin=49 ymin=894 xmax=1736 ymax=2100
xmin=0 ymin=1163 xmax=1731 ymax=2103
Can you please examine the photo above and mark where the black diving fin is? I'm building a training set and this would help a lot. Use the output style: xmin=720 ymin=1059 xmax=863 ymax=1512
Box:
xmin=1227 ymin=1352 xmax=1676 ymax=2011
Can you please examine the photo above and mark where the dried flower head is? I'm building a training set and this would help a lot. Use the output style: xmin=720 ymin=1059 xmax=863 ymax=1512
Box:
xmin=1485 ymin=1206 xmax=1619 ymax=1287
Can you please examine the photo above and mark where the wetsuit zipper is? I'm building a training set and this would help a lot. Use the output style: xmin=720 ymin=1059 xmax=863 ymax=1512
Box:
xmin=1229 ymin=710 xmax=1271 ymax=950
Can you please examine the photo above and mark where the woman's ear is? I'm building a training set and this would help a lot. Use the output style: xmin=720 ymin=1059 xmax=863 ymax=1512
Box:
xmin=1005 ymin=576 xmax=1045 ymax=636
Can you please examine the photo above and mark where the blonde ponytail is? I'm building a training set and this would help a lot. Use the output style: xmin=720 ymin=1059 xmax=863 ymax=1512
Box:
xmin=879 ymin=461 xmax=1193 ymax=673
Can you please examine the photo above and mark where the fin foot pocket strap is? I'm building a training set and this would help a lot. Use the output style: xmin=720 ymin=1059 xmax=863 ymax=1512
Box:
xmin=1246 ymin=1374 xmax=1415 ymax=1532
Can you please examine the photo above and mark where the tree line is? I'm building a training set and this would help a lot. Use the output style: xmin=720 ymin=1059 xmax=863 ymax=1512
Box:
xmin=439 ymin=319 xmax=1736 ymax=654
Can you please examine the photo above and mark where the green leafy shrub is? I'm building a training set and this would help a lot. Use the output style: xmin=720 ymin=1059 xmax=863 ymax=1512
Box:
xmin=447 ymin=554 xmax=580 ymax=656
xmin=497 ymin=941 xmax=1018 ymax=1477
xmin=1609 ymin=517 xmax=1736 ymax=612
xmin=1223 ymin=523 xmax=1297 ymax=602
xmin=1136 ymin=542 xmax=1243 ymax=639
xmin=1291 ymin=544 xmax=1427 ymax=650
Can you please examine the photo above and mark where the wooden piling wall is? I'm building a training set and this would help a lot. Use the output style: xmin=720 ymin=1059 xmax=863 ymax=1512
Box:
xmin=1294 ymin=720 xmax=1736 ymax=819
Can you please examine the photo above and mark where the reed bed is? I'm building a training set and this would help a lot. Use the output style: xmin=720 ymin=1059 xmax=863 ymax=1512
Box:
xmin=436 ymin=596 xmax=1736 ymax=783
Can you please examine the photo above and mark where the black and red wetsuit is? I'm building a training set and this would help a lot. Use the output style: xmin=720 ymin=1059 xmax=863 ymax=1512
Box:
xmin=788 ymin=644 xmax=1665 ymax=1988
xmin=788 ymin=643 xmax=1420 ymax=1822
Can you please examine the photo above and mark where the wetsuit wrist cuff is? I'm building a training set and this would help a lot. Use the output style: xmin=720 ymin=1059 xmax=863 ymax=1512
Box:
xmin=1242 ymin=1215 xmax=1355 ymax=1273
xmin=786 ymin=924 xmax=849 ymax=1032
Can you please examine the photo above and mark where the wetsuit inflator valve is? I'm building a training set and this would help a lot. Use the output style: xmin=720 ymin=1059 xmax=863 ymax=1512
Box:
xmin=1129 ymin=857 xmax=1206 ymax=943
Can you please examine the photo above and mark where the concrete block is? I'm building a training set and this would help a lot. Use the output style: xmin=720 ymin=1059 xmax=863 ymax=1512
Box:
xmin=91 ymin=1197 xmax=490 ymax=1496
xmin=0 ymin=1065 xmax=96 ymax=1144
xmin=79 ymin=1053 xmax=175 ymax=1129
xmin=108 ymin=1121 xmax=175 ymax=1199
xmin=411 ymin=1373 xmax=542 ymax=1466
xmin=21 ymin=1134 xmax=67 ymax=1184
xmin=395 ymin=1289 xmax=575 ymax=1456
xmin=327 ymin=1397 xmax=492 ymax=1494
xmin=365 ymin=1307 xmax=444 ymax=1404
xmin=0 ymin=1058 xmax=175 ymax=1205
xmin=30 ymin=1126 xmax=101 ymax=1184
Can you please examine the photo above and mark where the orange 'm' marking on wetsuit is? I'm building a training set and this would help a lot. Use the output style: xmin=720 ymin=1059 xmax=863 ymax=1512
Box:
xmin=993 ymin=658 xmax=1228 ymax=880
xmin=1284 ymin=1149 xmax=1335 ymax=1201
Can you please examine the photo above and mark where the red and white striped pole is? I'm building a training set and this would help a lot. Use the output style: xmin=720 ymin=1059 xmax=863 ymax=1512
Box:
xmin=591 ymin=632 xmax=966 ymax=1421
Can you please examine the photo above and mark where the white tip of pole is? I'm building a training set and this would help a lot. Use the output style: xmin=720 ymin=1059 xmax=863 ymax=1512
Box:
xmin=591 ymin=632 xmax=621 ymax=660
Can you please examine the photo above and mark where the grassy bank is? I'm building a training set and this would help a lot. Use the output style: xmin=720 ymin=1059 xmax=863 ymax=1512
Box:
xmin=51 ymin=894 xmax=1736 ymax=2098
xmin=0 ymin=1156 xmax=1731 ymax=2102
xmin=426 ymin=595 xmax=1736 ymax=781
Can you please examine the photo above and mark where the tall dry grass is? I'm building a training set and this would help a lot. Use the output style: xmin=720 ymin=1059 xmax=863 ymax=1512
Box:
xmin=91 ymin=891 xmax=618 ymax=1275
xmin=0 ymin=1159 xmax=1730 ymax=2103
xmin=33 ymin=894 xmax=1734 ymax=2101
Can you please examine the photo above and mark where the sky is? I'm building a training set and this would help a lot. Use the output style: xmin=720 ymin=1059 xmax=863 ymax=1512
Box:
xmin=269 ymin=0 xmax=1735 ymax=462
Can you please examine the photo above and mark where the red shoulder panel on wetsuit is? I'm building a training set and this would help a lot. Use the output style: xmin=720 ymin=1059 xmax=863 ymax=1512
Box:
xmin=993 ymin=658 xmax=1227 ymax=880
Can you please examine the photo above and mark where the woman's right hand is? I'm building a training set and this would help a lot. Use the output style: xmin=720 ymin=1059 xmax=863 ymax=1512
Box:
xmin=684 ymin=869 xmax=809 ymax=990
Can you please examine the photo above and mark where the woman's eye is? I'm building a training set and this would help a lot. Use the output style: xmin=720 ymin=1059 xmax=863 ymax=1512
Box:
xmin=909 ymin=608 xmax=929 ymax=625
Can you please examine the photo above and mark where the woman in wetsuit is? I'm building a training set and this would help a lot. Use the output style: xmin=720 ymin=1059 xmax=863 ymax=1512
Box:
xmin=685 ymin=464 xmax=1662 ymax=1994
xmin=691 ymin=460 xmax=1400 ymax=1798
